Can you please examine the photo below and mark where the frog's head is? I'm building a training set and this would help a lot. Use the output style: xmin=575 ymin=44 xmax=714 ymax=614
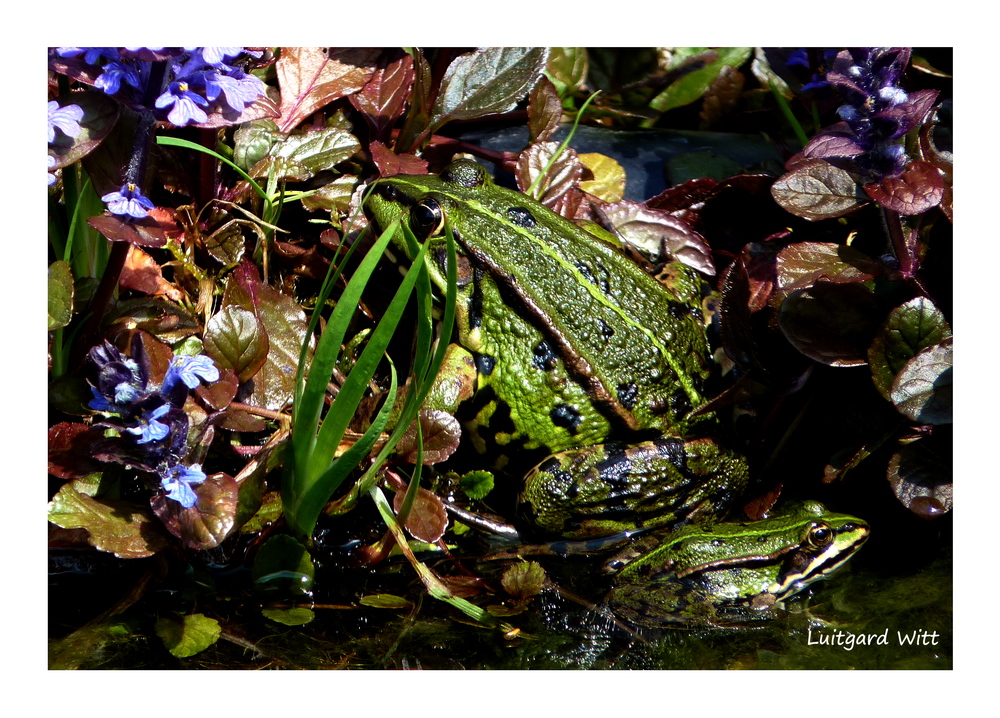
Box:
xmin=769 ymin=501 xmax=870 ymax=598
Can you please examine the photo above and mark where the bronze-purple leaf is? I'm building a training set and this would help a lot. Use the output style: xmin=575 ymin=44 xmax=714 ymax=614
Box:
xmin=151 ymin=472 xmax=239 ymax=550
xmin=777 ymin=283 xmax=881 ymax=366
xmin=864 ymin=161 xmax=944 ymax=215
xmin=776 ymin=241 xmax=881 ymax=291
xmin=275 ymin=47 xmax=380 ymax=133
xmin=395 ymin=410 xmax=462 ymax=466
xmin=888 ymin=439 xmax=951 ymax=518
xmin=393 ymin=485 xmax=448 ymax=543
xmin=771 ymin=158 xmax=868 ymax=221
xmin=349 ymin=51 xmax=415 ymax=142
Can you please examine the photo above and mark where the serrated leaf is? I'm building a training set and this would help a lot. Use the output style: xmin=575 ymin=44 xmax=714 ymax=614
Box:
xmin=48 ymin=260 xmax=74 ymax=330
xmin=254 ymin=127 xmax=361 ymax=182
xmin=395 ymin=410 xmax=462 ymax=465
xmin=776 ymin=242 xmax=881 ymax=291
xmin=578 ymin=153 xmax=625 ymax=202
xmin=864 ymin=160 xmax=944 ymax=215
xmin=778 ymin=283 xmax=880 ymax=366
xmin=890 ymin=340 xmax=952 ymax=424
xmin=460 ymin=470 xmax=495 ymax=500
xmin=430 ymin=47 xmax=549 ymax=132
xmin=516 ymin=141 xmax=583 ymax=206
xmin=275 ymin=47 xmax=380 ymax=132
xmin=155 ymin=613 xmax=221 ymax=658
xmin=527 ymin=75 xmax=563 ymax=143
xmin=48 ymin=483 xmax=169 ymax=558
xmin=501 ymin=561 xmax=547 ymax=600
xmin=393 ymin=486 xmax=449 ymax=543
xmin=204 ymin=305 xmax=269 ymax=382
xmin=771 ymin=159 xmax=867 ymax=220
xmin=869 ymin=297 xmax=952 ymax=400
xmin=349 ymin=51 xmax=415 ymax=141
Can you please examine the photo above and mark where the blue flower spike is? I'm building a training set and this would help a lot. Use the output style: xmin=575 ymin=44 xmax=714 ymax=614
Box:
xmin=126 ymin=403 xmax=172 ymax=444
xmin=101 ymin=183 xmax=155 ymax=218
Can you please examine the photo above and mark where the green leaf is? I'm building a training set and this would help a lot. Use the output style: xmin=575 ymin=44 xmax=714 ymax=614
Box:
xmin=545 ymin=47 xmax=589 ymax=98
xmin=359 ymin=593 xmax=413 ymax=609
xmin=890 ymin=340 xmax=953 ymax=425
xmin=869 ymin=297 xmax=953 ymax=400
xmin=648 ymin=47 xmax=752 ymax=113
xmin=47 ymin=483 xmax=169 ymax=559
xmin=261 ymin=607 xmax=315 ymax=626
xmin=459 ymin=470 xmax=495 ymax=501
xmin=248 ymin=127 xmax=361 ymax=182
xmin=501 ymin=561 xmax=547 ymax=600
xmin=48 ymin=260 xmax=74 ymax=330
xmin=155 ymin=613 xmax=221 ymax=658
xmin=430 ymin=47 xmax=549 ymax=133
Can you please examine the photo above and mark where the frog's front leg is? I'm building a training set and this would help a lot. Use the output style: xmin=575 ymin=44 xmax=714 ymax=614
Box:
xmin=518 ymin=437 xmax=749 ymax=540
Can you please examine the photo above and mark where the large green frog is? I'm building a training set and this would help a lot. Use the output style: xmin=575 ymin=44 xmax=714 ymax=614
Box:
xmin=364 ymin=159 xmax=749 ymax=541
xmin=604 ymin=501 xmax=869 ymax=627
xmin=363 ymin=159 xmax=869 ymax=626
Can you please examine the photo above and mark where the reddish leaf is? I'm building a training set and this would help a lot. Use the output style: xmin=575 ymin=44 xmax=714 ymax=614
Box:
xmin=195 ymin=367 xmax=239 ymax=411
xmin=776 ymin=241 xmax=882 ymax=291
xmin=395 ymin=410 xmax=462 ymax=465
xmin=603 ymin=200 xmax=715 ymax=275
xmin=275 ymin=47 xmax=380 ymax=132
xmin=48 ymin=423 xmax=104 ymax=480
xmin=151 ymin=472 xmax=239 ymax=550
xmin=527 ymin=75 xmax=563 ymax=143
xmin=771 ymin=158 xmax=868 ymax=221
xmin=349 ymin=51 xmax=415 ymax=142
xmin=120 ymin=245 xmax=183 ymax=300
xmin=864 ymin=160 xmax=944 ymax=215
xmin=88 ymin=211 xmax=174 ymax=248
xmin=646 ymin=177 xmax=718 ymax=213
xmin=778 ymin=283 xmax=881 ymax=366
xmin=48 ymin=484 xmax=170 ymax=559
xmin=370 ymin=141 xmax=429 ymax=177
xmin=515 ymin=141 xmax=584 ymax=209
xmin=393 ymin=486 xmax=449 ymax=543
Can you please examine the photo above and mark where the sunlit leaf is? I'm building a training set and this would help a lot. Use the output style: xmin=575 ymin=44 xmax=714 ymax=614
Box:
xmin=204 ymin=305 xmax=269 ymax=382
xmin=261 ymin=607 xmax=315 ymax=626
xmin=776 ymin=241 xmax=882 ymax=291
xmin=527 ymin=75 xmax=563 ymax=143
xmin=48 ymin=483 xmax=169 ymax=559
xmin=275 ymin=47 xmax=380 ymax=132
xmin=868 ymin=297 xmax=952 ymax=400
xmin=890 ymin=340 xmax=952 ymax=424
xmin=48 ymin=260 xmax=74 ymax=330
xmin=430 ymin=47 xmax=549 ymax=132
xmin=771 ymin=159 xmax=868 ymax=221
xmin=864 ymin=160 xmax=945 ymax=215
xmin=545 ymin=47 xmax=589 ymax=98
xmin=120 ymin=246 xmax=183 ymax=301
xmin=395 ymin=410 xmax=462 ymax=465
xmin=603 ymin=200 xmax=715 ymax=274
xmin=151 ymin=473 xmax=239 ymax=550
xmin=578 ymin=153 xmax=625 ymax=203
xmin=516 ymin=141 xmax=583 ymax=206
xmin=648 ymin=47 xmax=752 ymax=113
xmin=459 ymin=470 xmax=495 ymax=501
xmin=349 ymin=51 xmax=415 ymax=141
xmin=155 ymin=613 xmax=221 ymax=658
xmin=394 ymin=485 xmax=449 ymax=543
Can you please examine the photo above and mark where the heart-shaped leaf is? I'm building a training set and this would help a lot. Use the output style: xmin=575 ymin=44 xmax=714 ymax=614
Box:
xmin=864 ymin=160 xmax=944 ymax=215
xmin=275 ymin=47 xmax=380 ymax=132
xmin=393 ymin=486 xmax=448 ymax=543
xmin=776 ymin=241 xmax=882 ymax=291
xmin=155 ymin=613 xmax=221 ymax=658
xmin=150 ymin=472 xmax=239 ymax=550
xmin=48 ymin=483 xmax=169 ymax=558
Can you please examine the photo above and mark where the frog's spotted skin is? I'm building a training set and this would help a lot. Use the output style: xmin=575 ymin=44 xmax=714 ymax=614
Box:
xmin=364 ymin=160 xmax=748 ymax=539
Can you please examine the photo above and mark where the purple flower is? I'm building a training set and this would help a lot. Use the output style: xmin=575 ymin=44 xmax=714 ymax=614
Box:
xmin=203 ymin=68 xmax=267 ymax=113
xmin=48 ymin=154 xmax=57 ymax=186
xmin=94 ymin=61 xmax=142 ymax=95
xmin=102 ymin=183 xmax=155 ymax=218
xmin=154 ymin=80 xmax=210 ymax=126
xmin=48 ymin=101 xmax=84 ymax=143
xmin=160 ymin=463 xmax=207 ymax=508
xmin=126 ymin=403 xmax=172 ymax=444
xmin=162 ymin=355 xmax=220 ymax=396
xmin=200 ymin=47 xmax=245 ymax=66
xmin=56 ymin=47 xmax=120 ymax=64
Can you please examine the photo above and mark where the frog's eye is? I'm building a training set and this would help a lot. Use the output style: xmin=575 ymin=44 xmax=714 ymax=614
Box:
xmin=410 ymin=198 xmax=446 ymax=239
xmin=807 ymin=524 xmax=833 ymax=549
